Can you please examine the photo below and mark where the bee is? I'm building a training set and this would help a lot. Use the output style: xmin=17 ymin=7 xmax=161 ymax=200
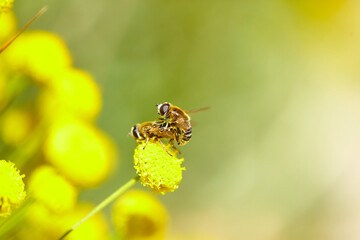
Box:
xmin=130 ymin=121 xmax=178 ymax=156
xmin=155 ymin=102 xmax=209 ymax=146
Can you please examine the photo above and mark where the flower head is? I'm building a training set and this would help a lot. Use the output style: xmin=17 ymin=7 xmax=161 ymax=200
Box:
xmin=28 ymin=165 xmax=77 ymax=213
xmin=43 ymin=116 xmax=116 ymax=187
xmin=0 ymin=10 xmax=17 ymax=43
xmin=134 ymin=141 xmax=185 ymax=194
xmin=0 ymin=160 xmax=26 ymax=217
xmin=112 ymin=190 xmax=168 ymax=240
xmin=37 ymin=68 xmax=102 ymax=121
xmin=0 ymin=0 xmax=14 ymax=13
xmin=3 ymin=30 xmax=72 ymax=84
xmin=0 ymin=108 xmax=34 ymax=146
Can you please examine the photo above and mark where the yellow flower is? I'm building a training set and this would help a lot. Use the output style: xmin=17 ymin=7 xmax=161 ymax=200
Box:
xmin=37 ymin=68 xmax=102 ymax=121
xmin=43 ymin=116 xmax=116 ymax=187
xmin=0 ymin=160 xmax=26 ymax=217
xmin=0 ymin=0 xmax=14 ymax=13
xmin=20 ymin=203 xmax=56 ymax=240
xmin=22 ymin=202 xmax=109 ymax=240
xmin=134 ymin=141 xmax=185 ymax=194
xmin=0 ymin=10 xmax=17 ymax=43
xmin=112 ymin=190 xmax=168 ymax=240
xmin=3 ymin=30 xmax=72 ymax=84
xmin=28 ymin=165 xmax=77 ymax=213
xmin=0 ymin=108 xmax=34 ymax=146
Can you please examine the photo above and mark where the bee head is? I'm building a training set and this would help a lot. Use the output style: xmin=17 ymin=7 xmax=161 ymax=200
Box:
xmin=157 ymin=102 xmax=170 ymax=116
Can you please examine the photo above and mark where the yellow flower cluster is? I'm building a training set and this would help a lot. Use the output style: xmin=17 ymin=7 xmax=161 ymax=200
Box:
xmin=0 ymin=6 xmax=175 ymax=240
xmin=0 ymin=160 xmax=26 ymax=217
xmin=0 ymin=8 xmax=116 ymax=239
xmin=112 ymin=190 xmax=168 ymax=240
xmin=134 ymin=142 xmax=185 ymax=194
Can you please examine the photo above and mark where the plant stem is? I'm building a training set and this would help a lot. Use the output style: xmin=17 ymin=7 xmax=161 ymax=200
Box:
xmin=0 ymin=75 xmax=30 ymax=116
xmin=58 ymin=175 xmax=140 ymax=240
xmin=0 ymin=6 xmax=48 ymax=54
xmin=8 ymin=117 xmax=48 ymax=169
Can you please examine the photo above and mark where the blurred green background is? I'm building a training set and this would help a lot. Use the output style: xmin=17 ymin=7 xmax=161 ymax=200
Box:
xmin=12 ymin=0 xmax=360 ymax=239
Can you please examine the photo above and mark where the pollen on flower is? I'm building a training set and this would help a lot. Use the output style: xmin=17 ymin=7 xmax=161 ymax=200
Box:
xmin=134 ymin=141 xmax=185 ymax=194
xmin=112 ymin=190 xmax=168 ymax=240
xmin=28 ymin=165 xmax=77 ymax=213
xmin=0 ymin=160 xmax=26 ymax=217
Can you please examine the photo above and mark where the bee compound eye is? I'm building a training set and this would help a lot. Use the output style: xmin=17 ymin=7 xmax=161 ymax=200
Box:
xmin=159 ymin=103 xmax=170 ymax=116
xmin=132 ymin=125 xmax=140 ymax=139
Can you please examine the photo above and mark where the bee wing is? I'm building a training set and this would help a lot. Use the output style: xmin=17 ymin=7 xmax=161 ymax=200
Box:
xmin=185 ymin=106 xmax=210 ymax=114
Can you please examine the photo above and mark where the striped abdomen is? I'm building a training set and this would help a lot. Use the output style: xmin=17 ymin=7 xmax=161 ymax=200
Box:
xmin=176 ymin=127 xmax=192 ymax=145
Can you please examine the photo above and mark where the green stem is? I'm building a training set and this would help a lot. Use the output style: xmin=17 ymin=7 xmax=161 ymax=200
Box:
xmin=7 ymin=118 xmax=48 ymax=169
xmin=0 ymin=75 xmax=29 ymax=116
xmin=58 ymin=176 xmax=140 ymax=240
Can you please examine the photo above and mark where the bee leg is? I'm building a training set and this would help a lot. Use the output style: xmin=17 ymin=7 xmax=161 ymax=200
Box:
xmin=142 ymin=138 xmax=149 ymax=150
xmin=175 ymin=131 xmax=182 ymax=146
xmin=170 ymin=145 xmax=181 ymax=155
xmin=168 ymin=139 xmax=181 ymax=155
xmin=173 ymin=147 xmax=181 ymax=155
xmin=155 ymin=118 xmax=165 ymax=125
xmin=158 ymin=140 xmax=173 ymax=157
xmin=154 ymin=118 xmax=168 ymax=130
